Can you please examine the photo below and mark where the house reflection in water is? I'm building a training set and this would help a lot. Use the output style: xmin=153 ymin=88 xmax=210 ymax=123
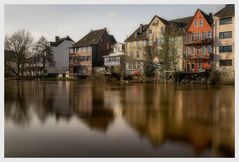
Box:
xmin=4 ymin=81 xmax=234 ymax=157
xmin=72 ymin=84 xmax=115 ymax=132
xmin=122 ymin=84 xmax=234 ymax=156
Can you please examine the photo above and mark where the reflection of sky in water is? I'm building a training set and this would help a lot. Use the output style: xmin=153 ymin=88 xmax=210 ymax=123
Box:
xmin=5 ymin=81 xmax=234 ymax=157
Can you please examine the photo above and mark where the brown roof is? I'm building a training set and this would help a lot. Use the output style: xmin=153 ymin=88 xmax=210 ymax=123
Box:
xmin=214 ymin=4 xmax=235 ymax=17
xmin=169 ymin=16 xmax=193 ymax=29
xmin=124 ymin=24 xmax=149 ymax=42
xmin=199 ymin=9 xmax=213 ymax=25
xmin=50 ymin=36 xmax=73 ymax=47
xmin=149 ymin=15 xmax=169 ymax=26
xmin=73 ymin=28 xmax=106 ymax=47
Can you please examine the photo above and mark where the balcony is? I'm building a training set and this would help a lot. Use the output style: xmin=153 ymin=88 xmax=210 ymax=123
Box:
xmin=184 ymin=38 xmax=212 ymax=46
xmin=184 ymin=53 xmax=211 ymax=60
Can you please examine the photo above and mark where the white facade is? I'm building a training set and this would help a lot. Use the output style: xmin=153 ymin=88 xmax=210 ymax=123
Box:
xmin=103 ymin=43 xmax=125 ymax=67
xmin=46 ymin=38 xmax=74 ymax=76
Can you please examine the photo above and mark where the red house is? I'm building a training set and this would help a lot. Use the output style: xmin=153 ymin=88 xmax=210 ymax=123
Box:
xmin=183 ymin=9 xmax=213 ymax=73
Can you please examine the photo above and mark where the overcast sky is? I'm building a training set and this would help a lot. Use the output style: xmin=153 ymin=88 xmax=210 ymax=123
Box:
xmin=5 ymin=4 xmax=225 ymax=43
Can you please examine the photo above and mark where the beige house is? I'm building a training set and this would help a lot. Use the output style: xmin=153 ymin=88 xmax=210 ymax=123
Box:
xmin=125 ymin=15 xmax=193 ymax=78
xmin=124 ymin=24 xmax=148 ymax=76
xmin=213 ymin=4 xmax=235 ymax=82
xmin=124 ymin=15 xmax=169 ymax=76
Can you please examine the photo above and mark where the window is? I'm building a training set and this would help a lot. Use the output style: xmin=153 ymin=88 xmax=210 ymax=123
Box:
xmin=202 ymin=32 xmax=206 ymax=40
xmin=207 ymin=45 xmax=212 ymax=53
xmin=194 ymin=21 xmax=198 ymax=27
xmin=157 ymin=38 xmax=161 ymax=45
xmin=161 ymin=27 xmax=165 ymax=33
xmin=133 ymin=63 xmax=136 ymax=69
xmin=149 ymin=29 xmax=152 ymax=35
xmin=219 ymin=60 xmax=232 ymax=66
xmin=143 ymin=40 xmax=147 ymax=46
xmin=200 ymin=20 xmax=203 ymax=27
xmin=197 ymin=47 xmax=200 ymax=55
xmin=70 ymin=48 xmax=74 ymax=53
xmin=202 ymin=46 xmax=206 ymax=54
xmin=208 ymin=31 xmax=212 ymax=39
xmin=192 ymin=33 xmax=195 ymax=41
xmin=219 ymin=17 xmax=232 ymax=25
xmin=219 ymin=31 xmax=232 ymax=39
xmin=137 ymin=62 xmax=141 ymax=69
xmin=197 ymin=32 xmax=200 ymax=40
xmin=191 ymin=63 xmax=195 ymax=69
xmin=219 ymin=45 xmax=232 ymax=53
xmin=79 ymin=48 xmax=82 ymax=52
xmin=83 ymin=47 xmax=87 ymax=52
xmin=88 ymin=47 xmax=92 ymax=51
xmin=128 ymin=63 xmax=132 ymax=70
xmin=148 ymin=40 xmax=153 ymax=46
xmin=101 ymin=38 xmax=104 ymax=43
xmin=198 ymin=61 xmax=202 ymax=70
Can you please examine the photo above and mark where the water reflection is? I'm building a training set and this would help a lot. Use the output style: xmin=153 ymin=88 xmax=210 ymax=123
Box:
xmin=5 ymin=81 xmax=234 ymax=157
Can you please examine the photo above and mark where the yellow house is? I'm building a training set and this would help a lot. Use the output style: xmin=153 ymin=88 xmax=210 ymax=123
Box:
xmin=213 ymin=4 xmax=235 ymax=83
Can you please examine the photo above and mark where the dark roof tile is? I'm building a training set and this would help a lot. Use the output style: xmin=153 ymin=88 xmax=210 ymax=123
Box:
xmin=214 ymin=4 xmax=235 ymax=17
xmin=125 ymin=24 xmax=149 ymax=42
xmin=73 ymin=29 xmax=106 ymax=47
xmin=50 ymin=36 xmax=74 ymax=47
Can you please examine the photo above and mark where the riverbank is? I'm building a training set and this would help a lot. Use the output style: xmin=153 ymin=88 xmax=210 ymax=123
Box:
xmin=4 ymin=76 xmax=234 ymax=85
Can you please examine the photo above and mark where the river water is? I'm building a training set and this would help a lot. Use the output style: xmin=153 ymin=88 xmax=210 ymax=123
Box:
xmin=4 ymin=80 xmax=234 ymax=157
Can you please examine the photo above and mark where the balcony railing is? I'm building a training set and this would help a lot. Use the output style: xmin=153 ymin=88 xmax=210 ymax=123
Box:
xmin=184 ymin=38 xmax=212 ymax=45
xmin=184 ymin=53 xmax=211 ymax=60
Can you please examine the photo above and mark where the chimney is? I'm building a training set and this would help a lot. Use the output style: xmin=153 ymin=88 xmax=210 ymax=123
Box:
xmin=55 ymin=36 xmax=60 ymax=42
xmin=226 ymin=4 xmax=234 ymax=11
xmin=139 ymin=24 xmax=143 ymax=33
xmin=209 ymin=13 xmax=213 ymax=19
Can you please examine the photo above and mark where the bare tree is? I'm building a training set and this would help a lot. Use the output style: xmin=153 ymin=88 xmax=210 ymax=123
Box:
xmin=159 ymin=23 xmax=183 ymax=82
xmin=33 ymin=36 xmax=55 ymax=67
xmin=144 ymin=39 xmax=160 ymax=78
xmin=32 ymin=36 xmax=55 ymax=77
xmin=5 ymin=29 xmax=33 ymax=77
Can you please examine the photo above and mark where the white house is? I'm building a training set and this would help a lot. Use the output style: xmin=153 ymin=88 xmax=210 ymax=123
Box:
xmin=47 ymin=35 xmax=75 ymax=77
xmin=103 ymin=42 xmax=125 ymax=74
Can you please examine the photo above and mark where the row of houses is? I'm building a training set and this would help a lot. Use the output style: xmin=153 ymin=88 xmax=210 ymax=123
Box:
xmin=25 ymin=4 xmax=234 ymax=82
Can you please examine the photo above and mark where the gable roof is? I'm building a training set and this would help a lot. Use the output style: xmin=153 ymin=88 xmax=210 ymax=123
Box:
xmin=73 ymin=29 xmax=106 ymax=47
xmin=185 ymin=9 xmax=213 ymax=31
xmin=214 ymin=4 xmax=235 ymax=17
xmin=124 ymin=24 xmax=149 ymax=42
xmin=169 ymin=16 xmax=193 ymax=29
xmin=50 ymin=36 xmax=74 ymax=47
xmin=199 ymin=9 xmax=213 ymax=25
xmin=148 ymin=15 xmax=169 ymax=26
xmin=109 ymin=35 xmax=117 ymax=45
